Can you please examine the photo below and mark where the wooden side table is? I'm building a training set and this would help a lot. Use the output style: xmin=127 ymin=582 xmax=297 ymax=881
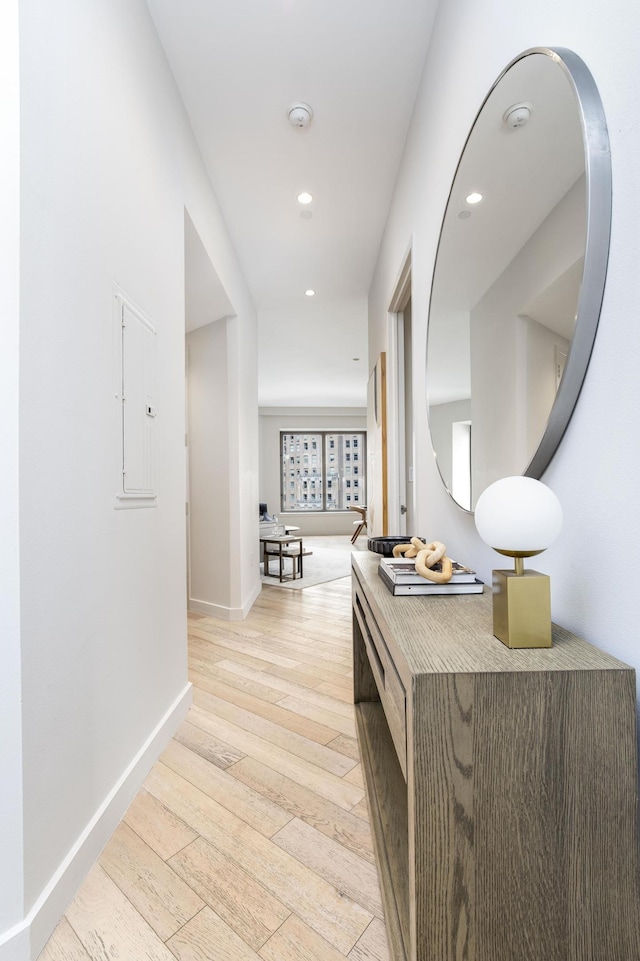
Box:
xmin=260 ymin=536 xmax=304 ymax=582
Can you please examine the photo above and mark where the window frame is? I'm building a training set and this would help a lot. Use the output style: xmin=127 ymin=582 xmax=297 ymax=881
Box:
xmin=279 ymin=430 xmax=366 ymax=513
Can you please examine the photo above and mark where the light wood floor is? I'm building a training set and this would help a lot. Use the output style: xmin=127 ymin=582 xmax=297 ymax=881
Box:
xmin=39 ymin=575 xmax=389 ymax=961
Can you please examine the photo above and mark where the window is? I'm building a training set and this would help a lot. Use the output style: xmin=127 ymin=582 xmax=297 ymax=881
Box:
xmin=280 ymin=431 xmax=366 ymax=512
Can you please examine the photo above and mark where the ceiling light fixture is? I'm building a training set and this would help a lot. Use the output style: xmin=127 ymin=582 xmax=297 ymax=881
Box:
xmin=305 ymin=289 xmax=315 ymax=297
xmin=287 ymin=102 xmax=313 ymax=129
xmin=503 ymin=102 xmax=532 ymax=129
xmin=466 ymin=192 xmax=483 ymax=204
xmin=297 ymin=192 xmax=313 ymax=204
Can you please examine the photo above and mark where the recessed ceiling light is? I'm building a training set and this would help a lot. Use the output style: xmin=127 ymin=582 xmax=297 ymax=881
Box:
xmin=458 ymin=210 xmax=472 ymax=220
xmin=353 ymin=357 xmax=360 ymax=362
xmin=466 ymin=192 xmax=483 ymax=204
xmin=297 ymin=192 xmax=313 ymax=204
xmin=305 ymin=289 xmax=315 ymax=297
xmin=300 ymin=210 xmax=312 ymax=220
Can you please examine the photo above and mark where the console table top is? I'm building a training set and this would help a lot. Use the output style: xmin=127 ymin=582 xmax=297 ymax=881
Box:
xmin=352 ymin=551 xmax=632 ymax=677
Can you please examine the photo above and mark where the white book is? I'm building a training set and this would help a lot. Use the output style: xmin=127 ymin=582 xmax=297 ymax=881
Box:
xmin=378 ymin=565 xmax=484 ymax=596
xmin=379 ymin=557 xmax=477 ymax=584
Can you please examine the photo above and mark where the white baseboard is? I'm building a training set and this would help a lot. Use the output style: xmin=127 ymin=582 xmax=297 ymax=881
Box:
xmin=189 ymin=597 xmax=238 ymax=620
xmin=189 ymin=581 xmax=261 ymax=622
xmin=0 ymin=682 xmax=192 ymax=961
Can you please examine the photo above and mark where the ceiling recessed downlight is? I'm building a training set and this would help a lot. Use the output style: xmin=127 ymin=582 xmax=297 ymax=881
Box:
xmin=305 ymin=289 xmax=315 ymax=297
xmin=297 ymin=192 xmax=313 ymax=204
xmin=466 ymin=192 xmax=483 ymax=204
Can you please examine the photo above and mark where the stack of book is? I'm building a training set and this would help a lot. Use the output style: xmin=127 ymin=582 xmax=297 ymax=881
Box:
xmin=378 ymin=558 xmax=484 ymax=596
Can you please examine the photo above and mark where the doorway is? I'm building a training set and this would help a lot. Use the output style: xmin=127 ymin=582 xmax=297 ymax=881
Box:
xmin=184 ymin=209 xmax=236 ymax=616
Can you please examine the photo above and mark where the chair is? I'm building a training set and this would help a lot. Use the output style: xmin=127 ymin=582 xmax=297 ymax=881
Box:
xmin=259 ymin=502 xmax=276 ymax=522
xmin=350 ymin=505 xmax=367 ymax=544
xmin=259 ymin=504 xmax=278 ymax=548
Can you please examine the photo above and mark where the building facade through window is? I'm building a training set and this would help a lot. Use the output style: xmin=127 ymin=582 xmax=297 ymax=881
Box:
xmin=280 ymin=431 xmax=366 ymax=511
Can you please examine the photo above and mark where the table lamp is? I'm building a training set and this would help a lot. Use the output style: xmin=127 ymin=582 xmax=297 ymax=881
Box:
xmin=474 ymin=476 xmax=563 ymax=649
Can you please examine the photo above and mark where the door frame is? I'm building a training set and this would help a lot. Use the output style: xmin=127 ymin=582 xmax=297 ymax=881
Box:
xmin=387 ymin=246 xmax=412 ymax=536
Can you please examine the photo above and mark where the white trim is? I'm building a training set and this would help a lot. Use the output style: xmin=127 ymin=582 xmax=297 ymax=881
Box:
xmin=387 ymin=244 xmax=413 ymax=535
xmin=386 ymin=313 xmax=402 ymax=534
xmin=388 ymin=243 xmax=412 ymax=313
xmin=0 ymin=683 xmax=192 ymax=961
xmin=189 ymin=580 xmax=261 ymax=621
xmin=280 ymin=510 xmax=355 ymax=516
xmin=114 ymin=493 xmax=158 ymax=510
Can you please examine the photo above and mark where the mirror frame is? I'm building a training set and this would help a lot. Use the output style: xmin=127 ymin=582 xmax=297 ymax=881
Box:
xmin=426 ymin=46 xmax=611 ymax=510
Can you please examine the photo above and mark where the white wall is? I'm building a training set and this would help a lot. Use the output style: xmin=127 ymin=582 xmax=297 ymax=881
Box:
xmin=260 ymin=408 xmax=367 ymax=536
xmin=3 ymin=0 xmax=259 ymax=955
xmin=471 ymin=177 xmax=584 ymax=496
xmin=524 ymin=318 xmax=570 ymax=456
xmin=0 ymin=0 xmax=26 ymax=953
xmin=182 ymin=136 xmax=261 ymax=621
xmin=369 ymin=0 xmax=640 ymax=698
xmin=187 ymin=320 xmax=241 ymax=619
xmin=19 ymin=0 xmax=189 ymax=930
xmin=428 ymin=399 xmax=472 ymax=494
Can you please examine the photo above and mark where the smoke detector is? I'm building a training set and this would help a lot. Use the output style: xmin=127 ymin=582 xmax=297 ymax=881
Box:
xmin=287 ymin=102 xmax=313 ymax=129
xmin=503 ymin=102 xmax=532 ymax=129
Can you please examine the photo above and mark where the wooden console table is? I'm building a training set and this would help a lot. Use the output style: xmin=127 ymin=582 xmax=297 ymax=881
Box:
xmin=351 ymin=551 xmax=640 ymax=961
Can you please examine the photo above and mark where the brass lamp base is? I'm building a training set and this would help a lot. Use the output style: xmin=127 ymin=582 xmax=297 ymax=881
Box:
xmin=492 ymin=568 xmax=552 ymax=649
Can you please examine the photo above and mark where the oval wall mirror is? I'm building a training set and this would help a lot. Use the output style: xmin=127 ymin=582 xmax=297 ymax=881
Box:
xmin=426 ymin=47 xmax=611 ymax=511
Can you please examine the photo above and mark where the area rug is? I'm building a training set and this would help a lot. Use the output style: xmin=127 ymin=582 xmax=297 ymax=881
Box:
xmin=260 ymin=544 xmax=354 ymax=590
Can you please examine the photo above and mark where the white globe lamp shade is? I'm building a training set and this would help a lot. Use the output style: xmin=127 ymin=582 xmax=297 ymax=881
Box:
xmin=474 ymin=476 xmax=563 ymax=554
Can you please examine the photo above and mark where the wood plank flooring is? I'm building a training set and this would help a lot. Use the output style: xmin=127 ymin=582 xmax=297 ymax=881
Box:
xmin=39 ymin=575 xmax=389 ymax=961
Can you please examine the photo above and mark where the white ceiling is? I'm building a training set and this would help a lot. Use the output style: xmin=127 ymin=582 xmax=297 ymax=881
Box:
xmin=146 ymin=0 xmax=438 ymax=406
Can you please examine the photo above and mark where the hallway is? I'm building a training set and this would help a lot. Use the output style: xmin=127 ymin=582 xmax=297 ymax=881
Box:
xmin=39 ymin=577 xmax=388 ymax=961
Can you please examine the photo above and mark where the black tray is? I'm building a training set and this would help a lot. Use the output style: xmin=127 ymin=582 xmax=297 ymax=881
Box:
xmin=367 ymin=535 xmax=426 ymax=557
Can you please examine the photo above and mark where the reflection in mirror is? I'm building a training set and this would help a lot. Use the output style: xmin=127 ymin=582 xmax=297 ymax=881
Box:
xmin=426 ymin=48 xmax=610 ymax=511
